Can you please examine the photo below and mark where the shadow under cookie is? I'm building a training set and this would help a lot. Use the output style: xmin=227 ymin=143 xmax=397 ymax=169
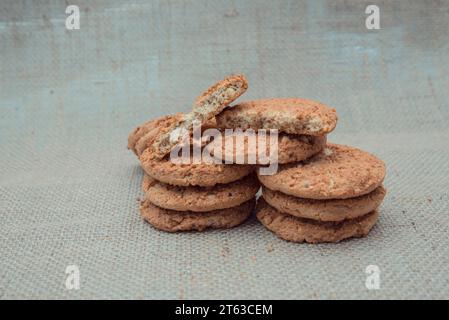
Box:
xmin=140 ymin=198 xmax=256 ymax=232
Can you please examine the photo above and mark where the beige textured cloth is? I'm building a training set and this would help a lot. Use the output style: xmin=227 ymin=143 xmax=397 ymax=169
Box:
xmin=0 ymin=0 xmax=448 ymax=299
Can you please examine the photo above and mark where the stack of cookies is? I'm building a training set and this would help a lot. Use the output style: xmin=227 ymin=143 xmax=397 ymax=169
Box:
xmin=257 ymin=144 xmax=386 ymax=243
xmin=128 ymin=74 xmax=386 ymax=243
xmin=212 ymin=97 xmax=386 ymax=243
xmin=213 ymin=98 xmax=335 ymax=165
xmin=127 ymin=75 xmax=260 ymax=232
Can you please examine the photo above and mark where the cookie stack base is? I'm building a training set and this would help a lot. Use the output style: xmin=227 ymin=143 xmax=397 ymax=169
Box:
xmin=256 ymin=199 xmax=378 ymax=243
xmin=141 ymin=198 xmax=255 ymax=232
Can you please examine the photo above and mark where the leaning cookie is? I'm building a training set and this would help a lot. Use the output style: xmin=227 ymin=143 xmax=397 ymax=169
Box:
xmin=216 ymin=98 xmax=338 ymax=136
xmin=256 ymin=199 xmax=378 ymax=243
xmin=127 ymin=114 xmax=183 ymax=156
xmin=140 ymin=198 xmax=255 ymax=232
xmin=127 ymin=119 xmax=154 ymax=155
xmin=152 ymin=74 xmax=248 ymax=160
xmin=133 ymin=115 xmax=216 ymax=157
xmin=141 ymin=173 xmax=260 ymax=212
xmin=258 ymin=144 xmax=386 ymax=199
xmin=262 ymin=185 xmax=386 ymax=222
xmin=133 ymin=114 xmax=254 ymax=186
xmin=206 ymin=132 xmax=326 ymax=164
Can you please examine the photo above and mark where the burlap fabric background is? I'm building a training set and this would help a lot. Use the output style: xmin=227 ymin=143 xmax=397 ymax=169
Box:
xmin=1 ymin=0 xmax=448 ymax=299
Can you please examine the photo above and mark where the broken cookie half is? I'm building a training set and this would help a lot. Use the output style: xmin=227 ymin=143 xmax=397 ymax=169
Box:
xmin=151 ymin=74 xmax=248 ymax=159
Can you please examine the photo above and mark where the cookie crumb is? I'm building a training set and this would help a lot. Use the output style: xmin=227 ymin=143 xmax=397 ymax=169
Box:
xmin=266 ymin=243 xmax=274 ymax=252
xmin=224 ymin=8 xmax=239 ymax=17
xmin=306 ymin=117 xmax=323 ymax=132
xmin=324 ymin=148 xmax=333 ymax=156
xmin=220 ymin=246 xmax=230 ymax=257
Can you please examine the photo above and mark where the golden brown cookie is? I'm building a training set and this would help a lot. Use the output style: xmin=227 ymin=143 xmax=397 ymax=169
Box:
xmin=206 ymin=132 xmax=326 ymax=164
xmin=258 ymin=144 xmax=386 ymax=199
xmin=127 ymin=114 xmax=183 ymax=156
xmin=256 ymin=199 xmax=379 ymax=243
xmin=140 ymin=198 xmax=255 ymax=232
xmin=130 ymin=114 xmax=255 ymax=187
xmin=152 ymin=74 xmax=248 ymax=159
xmin=216 ymin=98 xmax=338 ymax=136
xmin=262 ymin=185 xmax=386 ymax=222
xmin=140 ymin=147 xmax=254 ymax=187
xmin=128 ymin=119 xmax=153 ymax=156
xmin=141 ymin=173 xmax=260 ymax=212
xmin=132 ymin=115 xmax=215 ymax=157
